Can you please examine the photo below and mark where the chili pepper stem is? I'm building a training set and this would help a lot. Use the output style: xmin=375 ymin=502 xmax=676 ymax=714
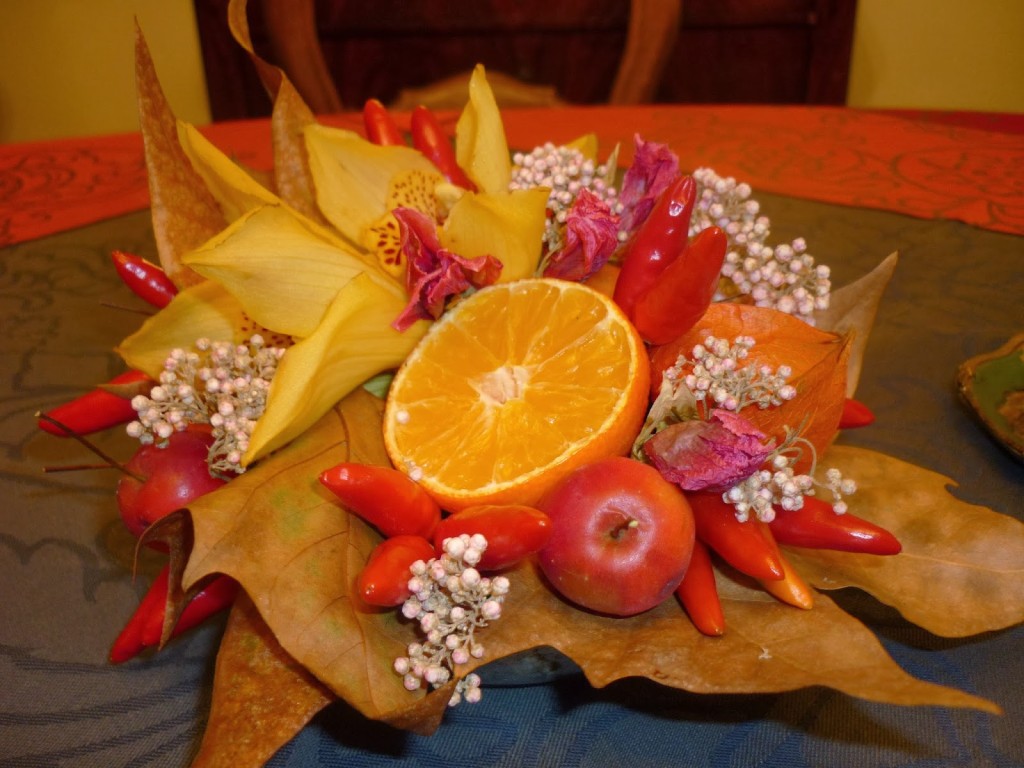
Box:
xmin=43 ymin=463 xmax=124 ymax=473
xmin=99 ymin=301 xmax=156 ymax=316
xmin=35 ymin=412 xmax=144 ymax=482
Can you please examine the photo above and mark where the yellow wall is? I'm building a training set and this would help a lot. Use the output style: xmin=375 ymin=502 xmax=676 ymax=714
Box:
xmin=1 ymin=0 xmax=1021 ymax=144
xmin=0 ymin=0 xmax=210 ymax=144
xmin=847 ymin=0 xmax=1024 ymax=112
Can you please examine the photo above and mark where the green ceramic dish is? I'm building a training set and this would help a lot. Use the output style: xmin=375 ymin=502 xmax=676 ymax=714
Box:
xmin=957 ymin=333 xmax=1024 ymax=463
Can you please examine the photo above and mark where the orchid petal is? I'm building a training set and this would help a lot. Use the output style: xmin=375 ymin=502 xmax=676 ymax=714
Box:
xmin=116 ymin=280 xmax=254 ymax=377
xmin=567 ymin=133 xmax=599 ymax=160
xmin=304 ymin=124 xmax=437 ymax=246
xmin=441 ymin=188 xmax=549 ymax=282
xmin=183 ymin=205 xmax=383 ymax=338
xmin=243 ymin=273 xmax=428 ymax=464
xmin=455 ymin=65 xmax=511 ymax=195
xmin=177 ymin=121 xmax=280 ymax=221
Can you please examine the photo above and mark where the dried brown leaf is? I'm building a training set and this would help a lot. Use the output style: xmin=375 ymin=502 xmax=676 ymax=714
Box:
xmin=817 ymin=252 xmax=899 ymax=396
xmin=168 ymin=389 xmax=1006 ymax=744
xmin=191 ymin=592 xmax=334 ymax=768
xmin=225 ymin=0 xmax=326 ymax=223
xmin=134 ymin=23 xmax=224 ymax=288
xmin=478 ymin=559 xmax=999 ymax=713
xmin=178 ymin=388 xmax=450 ymax=731
xmin=785 ymin=444 xmax=1024 ymax=637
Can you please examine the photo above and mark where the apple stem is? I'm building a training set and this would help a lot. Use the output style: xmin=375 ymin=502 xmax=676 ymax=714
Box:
xmin=36 ymin=412 xmax=146 ymax=482
xmin=610 ymin=516 xmax=640 ymax=541
xmin=99 ymin=301 xmax=155 ymax=317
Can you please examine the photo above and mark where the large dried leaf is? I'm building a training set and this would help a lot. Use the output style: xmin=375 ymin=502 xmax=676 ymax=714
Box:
xmin=226 ymin=0 xmax=283 ymax=102
xmin=785 ymin=444 xmax=1024 ymax=637
xmin=225 ymin=0 xmax=326 ymax=224
xmin=270 ymin=79 xmax=326 ymax=223
xmin=480 ymin=560 xmax=998 ymax=714
xmin=817 ymin=252 xmax=899 ymax=396
xmin=180 ymin=389 xmax=449 ymax=727
xmin=134 ymin=23 xmax=223 ymax=287
xmin=191 ymin=592 xmax=334 ymax=768
xmin=173 ymin=390 xmax=1003 ymax=745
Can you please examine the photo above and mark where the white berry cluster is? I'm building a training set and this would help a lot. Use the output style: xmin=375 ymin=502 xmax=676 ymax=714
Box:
xmin=669 ymin=335 xmax=797 ymax=415
xmin=126 ymin=335 xmax=285 ymax=474
xmin=509 ymin=142 xmax=623 ymax=252
xmin=691 ymin=167 xmax=831 ymax=323
xmin=394 ymin=534 xmax=509 ymax=707
xmin=724 ymin=452 xmax=813 ymax=523
xmin=723 ymin=435 xmax=858 ymax=522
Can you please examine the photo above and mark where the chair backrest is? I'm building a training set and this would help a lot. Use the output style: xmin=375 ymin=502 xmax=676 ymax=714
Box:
xmin=258 ymin=0 xmax=682 ymax=112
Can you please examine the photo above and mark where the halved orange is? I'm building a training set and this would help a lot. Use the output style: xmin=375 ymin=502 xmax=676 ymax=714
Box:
xmin=383 ymin=278 xmax=650 ymax=511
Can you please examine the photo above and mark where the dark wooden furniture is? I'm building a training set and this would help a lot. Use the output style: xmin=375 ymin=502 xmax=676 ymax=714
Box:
xmin=194 ymin=0 xmax=858 ymax=121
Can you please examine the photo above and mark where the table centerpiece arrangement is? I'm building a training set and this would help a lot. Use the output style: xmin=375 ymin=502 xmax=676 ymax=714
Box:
xmin=36 ymin=2 xmax=1024 ymax=765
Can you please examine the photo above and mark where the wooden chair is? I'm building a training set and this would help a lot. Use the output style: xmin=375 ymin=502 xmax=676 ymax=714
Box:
xmin=257 ymin=0 xmax=682 ymax=112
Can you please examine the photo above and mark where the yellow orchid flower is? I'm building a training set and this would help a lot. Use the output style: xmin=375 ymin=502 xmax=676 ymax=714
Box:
xmin=119 ymin=66 xmax=550 ymax=468
xmin=117 ymin=279 xmax=256 ymax=377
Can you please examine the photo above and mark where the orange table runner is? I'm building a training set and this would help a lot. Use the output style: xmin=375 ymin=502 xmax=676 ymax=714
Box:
xmin=2 ymin=106 xmax=1022 ymax=248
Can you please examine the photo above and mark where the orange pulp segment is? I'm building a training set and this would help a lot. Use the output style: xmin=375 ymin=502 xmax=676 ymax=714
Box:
xmin=383 ymin=278 xmax=650 ymax=511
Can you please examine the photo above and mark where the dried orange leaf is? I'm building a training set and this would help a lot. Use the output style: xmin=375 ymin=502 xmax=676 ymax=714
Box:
xmin=191 ymin=592 xmax=334 ymax=768
xmin=474 ymin=560 xmax=998 ymax=713
xmin=270 ymin=78 xmax=326 ymax=223
xmin=785 ymin=444 xmax=1024 ymax=637
xmin=226 ymin=0 xmax=282 ymax=101
xmin=135 ymin=23 xmax=223 ymax=288
xmin=180 ymin=389 xmax=448 ymax=728
xmin=817 ymin=252 xmax=899 ymax=396
xmin=170 ymin=389 xmax=1000 ymax=739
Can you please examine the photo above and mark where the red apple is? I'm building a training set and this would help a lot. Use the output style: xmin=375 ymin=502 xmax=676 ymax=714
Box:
xmin=116 ymin=427 xmax=226 ymax=538
xmin=537 ymin=456 xmax=695 ymax=616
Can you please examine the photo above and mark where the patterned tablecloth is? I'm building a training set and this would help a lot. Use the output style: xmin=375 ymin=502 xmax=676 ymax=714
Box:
xmin=1 ymin=108 xmax=1022 ymax=767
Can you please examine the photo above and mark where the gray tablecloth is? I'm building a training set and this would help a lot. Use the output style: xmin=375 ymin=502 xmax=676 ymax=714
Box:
xmin=2 ymin=193 xmax=1022 ymax=767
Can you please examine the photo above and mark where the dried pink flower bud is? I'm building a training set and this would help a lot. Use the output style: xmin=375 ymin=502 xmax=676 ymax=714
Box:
xmin=617 ymin=135 xmax=681 ymax=234
xmin=542 ymin=189 xmax=619 ymax=282
xmin=391 ymin=207 xmax=502 ymax=331
xmin=643 ymin=409 xmax=774 ymax=492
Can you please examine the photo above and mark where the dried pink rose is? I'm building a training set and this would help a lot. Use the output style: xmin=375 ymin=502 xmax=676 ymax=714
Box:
xmin=391 ymin=207 xmax=502 ymax=332
xmin=617 ymin=135 xmax=681 ymax=234
xmin=643 ymin=409 xmax=774 ymax=492
xmin=543 ymin=189 xmax=619 ymax=282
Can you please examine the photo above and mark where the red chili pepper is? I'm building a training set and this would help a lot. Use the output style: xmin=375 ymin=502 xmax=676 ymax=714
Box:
xmin=433 ymin=504 xmax=552 ymax=571
xmin=768 ymin=496 xmax=902 ymax=555
xmin=675 ymin=538 xmax=726 ymax=636
xmin=111 ymin=250 xmax=178 ymax=308
xmin=839 ymin=398 xmax=876 ymax=429
xmin=362 ymin=98 xmax=404 ymax=146
xmin=758 ymin=549 xmax=814 ymax=609
xmin=612 ymin=174 xmax=696 ymax=319
xmin=110 ymin=566 xmax=238 ymax=663
xmin=688 ymin=492 xmax=784 ymax=581
xmin=357 ymin=534 xmax=436 ymax=606
xmin=632 ymin=226 xmax=727 ymax=345
xmin=319 ymin=463 xmax=441 ymax=539
xmin=38 ymin=370 xmax=151 ymax=437
xmin=410 ymin=105 xmax=477 ymax=190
